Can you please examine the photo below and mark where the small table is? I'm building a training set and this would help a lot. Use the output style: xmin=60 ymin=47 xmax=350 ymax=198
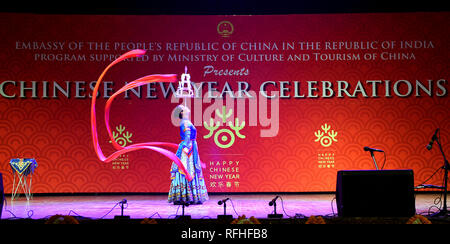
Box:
xmin=9 ymin=158 xmax=38 ymax=201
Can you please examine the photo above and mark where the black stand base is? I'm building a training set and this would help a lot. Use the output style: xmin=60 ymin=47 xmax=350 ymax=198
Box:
xmin=175 ymin=215 xmax=192 ymax=221
xmin=268 ymin=213 xmax=283 ymax=218
xmin=217 ymin=215 xmax=234 ymax=222
xmin=114 ymin=215 xmax=130 ymax=220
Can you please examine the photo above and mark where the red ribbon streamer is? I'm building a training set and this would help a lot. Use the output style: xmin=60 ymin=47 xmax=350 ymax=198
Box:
xmin=90 ymin=49 xmax=193 ymax=181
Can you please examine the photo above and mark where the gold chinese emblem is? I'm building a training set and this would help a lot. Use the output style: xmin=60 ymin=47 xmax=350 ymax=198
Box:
xmin=314 ymin=123 xmax=338 ymax=147
xmin=217 ymin=21 xmax=234 ymax=37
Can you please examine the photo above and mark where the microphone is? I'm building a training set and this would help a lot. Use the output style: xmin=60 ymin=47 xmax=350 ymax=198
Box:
xmin=119 ymin=199 xmax=127 ymax=204
xmin=268 ymin=196 xmax=279 ymax=206
xmin=364 ymin=146 xmax=384 ymax=152
xmin=426 ymin=128 xmax=440 ymax=150
xmin=218 ymin=198 xmax=230 ymax=205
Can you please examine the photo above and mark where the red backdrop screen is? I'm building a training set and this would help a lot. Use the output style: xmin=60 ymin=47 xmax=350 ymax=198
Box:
xmin=0 ymin=12 xmax=448 ymax=193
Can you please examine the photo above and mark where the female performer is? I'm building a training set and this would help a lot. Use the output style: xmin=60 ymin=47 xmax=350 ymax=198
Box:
xmin=168 ymin=105 xmax=208 ymax=204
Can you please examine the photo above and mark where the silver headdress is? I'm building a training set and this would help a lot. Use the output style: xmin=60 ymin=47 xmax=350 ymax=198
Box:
xmin=175 ymin=66 xmax=194 ymax=100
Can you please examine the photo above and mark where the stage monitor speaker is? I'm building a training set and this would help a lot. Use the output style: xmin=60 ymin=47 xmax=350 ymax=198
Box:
xmin=336 ymin=170 xmax=415 ymax=217
xmin=0 ymin=172 xmax=3 ymax=219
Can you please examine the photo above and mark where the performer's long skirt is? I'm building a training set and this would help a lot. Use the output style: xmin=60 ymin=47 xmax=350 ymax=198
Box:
xmin=168 ymin=141 xmax=208 ymax=204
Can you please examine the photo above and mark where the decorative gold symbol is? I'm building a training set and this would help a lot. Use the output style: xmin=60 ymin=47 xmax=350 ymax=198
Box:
xmin=217 ymin=21 xmax=234 ymax=37
xmin=314 ymin=123 xmax=338 ymax=147
xmin=109 ymin=124 xmax=133 ymax=147
xmin=203 ymin=106 xmax=245 ymax=148
xmin=109 ymin=124 xmax=133 ymax=170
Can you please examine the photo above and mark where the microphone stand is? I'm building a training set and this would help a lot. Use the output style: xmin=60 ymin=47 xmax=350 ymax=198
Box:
xmin=268 ymin=199 xmax=283 ymax=218
xmin=175 ymin=200 xmax=192 ymax=221
xmin=222 ymin=200 xmax=228 ymax=215
xmin=370 ymin=151 xmax=379 ymax=170
xmin=114 ymin=200 xmax=130 ymax=220
xmin=217 ymin=199 xmax=233 ymax=222
xmin=431 ymin=135 xmax=449 ymax=218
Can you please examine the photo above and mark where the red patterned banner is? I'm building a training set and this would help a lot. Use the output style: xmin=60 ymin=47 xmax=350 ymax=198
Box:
xmin=0 ymin=12 xmax=448 ymax=193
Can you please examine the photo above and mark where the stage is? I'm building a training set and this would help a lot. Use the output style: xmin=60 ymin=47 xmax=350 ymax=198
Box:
xmin=1 ymin=193 xmax=448 ymax=223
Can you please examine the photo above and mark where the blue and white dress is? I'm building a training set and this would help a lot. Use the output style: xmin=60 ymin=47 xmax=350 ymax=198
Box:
xmin=168 ymin=119 xmax=208 ymax=204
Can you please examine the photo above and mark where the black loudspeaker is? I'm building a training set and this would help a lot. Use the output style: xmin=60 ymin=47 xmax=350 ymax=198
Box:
xmin=0 ymin=172 xmax=3 ymax=219
xmin=336 ymin=170 xmax=415 ymax=217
